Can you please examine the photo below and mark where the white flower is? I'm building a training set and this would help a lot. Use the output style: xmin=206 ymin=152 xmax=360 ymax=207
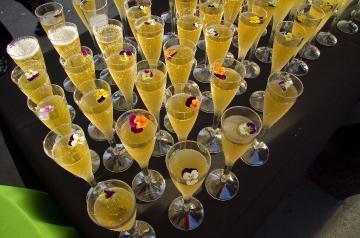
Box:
xmin=37 ymin=105 xmax=54 ymax=121
xmin=182 ymin=168 xmax=199 ymax=185
xmin=69 ymin=130 xmax=85 ymax=147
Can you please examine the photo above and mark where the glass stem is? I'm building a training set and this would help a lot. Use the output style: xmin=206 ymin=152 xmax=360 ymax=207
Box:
xmin=220 ymin=165 xmax=233 ymax=182
xmin=248 ymin=38 xmax=260 ymax=61
xmin=107 ymin=136 xmax=119 ymax=155
xmin=89 ymin=178 xmax=98 ymax=187
xmin=211 ymin=113 xmax=221 ymax=130
xmin=121 ymin=16 xmax=129 ymax=38
xmin=90 ymin=33 xmax=102 ymax=56
xmin=142 ymin=168 xmax=151 ymax=184
xmin=256 ymin=128 xmax=268 ymax=144
xmin=169 ymin=0 xmax=176 ymax=35
xmin=183 ymin=197 xmax=192 ymax=213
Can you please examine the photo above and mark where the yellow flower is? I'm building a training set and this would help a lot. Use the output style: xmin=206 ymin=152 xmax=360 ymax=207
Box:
xmin=297 ymin=15 xmax=306 ymax=23
xmin=249 ymin=16 xmax=261 ymax=24
xmin=284 ymin=32 xmax=293 ymax=41
xmin=95 ymin=89 xmax=109 ymax=102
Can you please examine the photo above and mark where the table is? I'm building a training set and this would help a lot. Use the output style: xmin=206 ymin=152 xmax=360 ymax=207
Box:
xmin=1 ymin=3 xmax=360 ymax=238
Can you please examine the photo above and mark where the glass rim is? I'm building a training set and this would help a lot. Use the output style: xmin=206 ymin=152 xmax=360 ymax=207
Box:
xmin=136 ymin=60 xmax=167 ymax=85
xmin=166 ymin=82 xmax=202 ymax=97
xmin=60 ymin=46 xmax=93 ymax=69
xmin=48 ymin=22 xmax=78 ymax=39
xmin=86 ymin=179 xmax=137 ymax=230
xmin=267 ymin=71 xmax=304 ymax=99
xmin=11 ymin=61 xmax=47 ymax=84
xmin=210 ymin=57 xmax=246 ymax=79
xmin=74 ymin=78 xmax=109 ymax=101
xmin=6 ymin=36 xmax=40 ymax=58
xmin=275 ymin=20 xmax=307 ymax=39
xmin=163 ymin=37 xmax=197 ymax=56
xmin=93 ymin=19 xmax=123 ymax=39
xmin=240 ymin=6 xmax=268 ymax=20
xmin=27 ymin=84 xmax=64 ymax=110
xmin=204 ymin=20 xmax=236 ymax=39
xmin=103 ymin=43 xmax=137 ymax=66
xmin=35 ymin=2 xmax=63 ymax=18
xmin=80 ymin=0 xmax=108 ymax=12
xmin=135 ymin=15 xmax=164 ymax=28
xmin=165 ymin=140 xmax=212 ymax=183
xmin=125 ymin=0 xmax=152 ymax=10
xmin=297 ymin=3 xmax=325 ymax=22
xmin=221 ymin=106 xmax=263 ymax=138
xmin=312 ymin=0 xmax=339 ymax=12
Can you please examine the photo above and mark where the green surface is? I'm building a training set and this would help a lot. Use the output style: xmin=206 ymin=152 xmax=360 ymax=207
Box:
xmin=0 ymin=185 xmax=80 ymax=238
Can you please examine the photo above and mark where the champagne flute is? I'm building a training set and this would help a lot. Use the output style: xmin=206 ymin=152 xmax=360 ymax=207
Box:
xmin=197 ymin=57 xmax=246 ymax=154
xmin=242 ymin=71 xmax=304 ymax=166
xmin=224 ymin=0 xmax=245 ymax=24
xmin=166 ymin=140 xmax=211 ymax=231
xmin=135 ymin=60 xmax=174 ymax=157
xmin=87 ymin=179 xmax=156 ymax=237
xmin=43 ymin=124 xmax=98 ymax=186
xmin=74 ymin=79 xmax=133 ymax=173
xmin=114 ymin=0 xmax=137 ymax=47
xmin=35 ymin=2 xmax=65 ymax=33
xmin=206 ymin=106 xmax=262 ymax=201
xmin=126 ymin=0 xmax=152 ymax=43
xmin=116 ymin=109 xmax=166 ymax=202
xmin=337 ymin=0 xmax=358 ymax=34
xmin=162 ymin=0 xmax=177 ymax=43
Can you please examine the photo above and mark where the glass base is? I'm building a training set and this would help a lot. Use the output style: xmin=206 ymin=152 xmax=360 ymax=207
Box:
xmin=351 ymin=9 xmax=360 ymax=22
xmin=63 ymin=77 xmax=76 ymax=93
xmin=249 ymin=90 xmax=264 ymax=113
xmin=316 ymin=32 xmax=338 ymax=47
xmin=112 ymin=90 xmax=138 ymax=111
xmin=163 ymin=32 xmax=177 ymax=43
xmin=103 ymin=144 xmax=133 ymax=173
xmin=87 ymin=123 xmax=107 ymax=141
xmin=132 ymin=169 xmax=166 ymax=202
xmin=168 ymin=196 xmax=204 ymax=231
xmin=197 ymin=39 xmax=206 ymax=51
xmin=235 ymin=79 xmax=248 ymax=96
xmin=301 ymin=44 xmax=320 ymax=61
xmin=99 ymin=68 xmax=116 ymax=86
xmin=232 ymin=35 xmax=238 ymax=48
xmin=90 ymin=149 xmax=100 ymax=173
xmin=255 ymin=46 xmax=272 ymax=63
xmin=243 ymin=60 xmax=260 ymax=79
xmin=193 ymin=64 xmax=210 ymax=83
xmin=152 ymin=130 xmax=174 ymax=157
xmin=161 ymin=11 xmax=171 ymax=23
xmin=285 ymin=58 xmax=309 ymax=76
xmin=124 ymin=36 xmax=138 ymax=48
xmin=241 ymin=140 xmax=269 ymax=166
xmin=199 ymin=91 xmax=214 ymax=114
xmin=226 ymin=51 xmax=235 ymax=59
xmin=197 ymin=127 xmax=222 ymax=154
xmin=119 ymin=220 xmax=156 ymax=238
xmin=163 ymin=114 xmax=175 ymax=133
xmin=205 ymin=169 xmax=239 ymax=201
xmin=337 ymin=20 xmax=359 ymax=35
xmin=67 ymin=104 xmax=76 ymax=122
xmin=94 ymin=54 xmax=107 ymax=71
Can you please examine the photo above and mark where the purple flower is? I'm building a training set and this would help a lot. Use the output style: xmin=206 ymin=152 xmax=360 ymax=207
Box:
xmin=129 ymin=114 xmax=144 ymax=133
xmin=104 ymin=189 xmax=115 ymax=199
xmin=246 ymin=122 xmax=257 ymax=134
xmin=25 ymin=70 xmax=40 ymax=82
xmin=120 ymin=50 xmax=134 ymax=56
xmin=214 ymin=73 xmax=226 ymax=80
xmin=185 ymin=96 xmax=196 ymax=107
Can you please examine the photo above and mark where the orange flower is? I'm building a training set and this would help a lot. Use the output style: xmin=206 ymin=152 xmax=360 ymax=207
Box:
xmin=165 ymin=49 xmax=177 ymax=59
xmin=190 ymin=99 xmax=200 ymax=109
xmin=214 ymin=66 xmax=225 ymax=75
xmin=134 ymin=116 xmax=149 ymax=129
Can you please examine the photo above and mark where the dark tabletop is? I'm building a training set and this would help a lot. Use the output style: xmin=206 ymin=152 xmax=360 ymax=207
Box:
xmin=1 ymin=2 xmax=360 ymax=238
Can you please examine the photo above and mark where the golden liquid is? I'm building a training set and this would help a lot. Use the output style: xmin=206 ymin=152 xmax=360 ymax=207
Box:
xmin=136 ymin=69 xmax=166 ymax=122
xmin=118 ymin=119 xmax=157 ymax=168
xmin=72 ymin=0 xmax=94 ymax=32
xmin=17 ymin=69 xmax=53 ymax=104
xmin=48 ymin=25 xmax=81 ymax=59
xmin=39 ymin=10 xmax=65 ymax=33
xmin=200 ymin=2 xmax=224 ymax=27
xmin=290 ymin=0 xmax=307 ymax=16
xmin=136 ymin=20 xmax=163 ymax=64
xmin=177 ymin=15 xmax=203 ymax=45
xmin=271 ymin=31 xmax=303 ymax=73
xmin=211 ymin=68 xmax=242 ymax=115
xmin=273 ymin=0 xmax=296 ymax=29
xmin=165 ymin=45 xmax=195 ymax=90
xmin=106 ymin=54 xmax=137 ymax=105
xmin=8 ymin=38 xmax=45 ymax=68
xmin=254 ymin=1 xmax=276 ymax=30
xmin=337 ymin=0 xmax=352 ymax=17
xmin=127 ymin=6 xmax=151 ymax=39
xmin=175 ymin=0 xmax=197 ymax=16
xmin=206 ymin=24 xmax=233 ymax=65
xmin=314 ymin=1 xmax=339 ymax=34
xmin=238 ymin=12 xmax=267 ymax=60
xmin=221 ymin=115 xmax=255 ymax=166
xmin=64 ymin=54 xmax=96 ymax=93
xmin=224 ymin=0 xmax=244 ymax=23
xmin=114 ymin=0 xmax=127 ymax=19
xmin=79 ymin=90 xmax=114 ymax=140
xmin=52 ymin=133 xmax=94 ymax=183
xmin=37 ymin=95 xmax=72 ymax=136
xmin=168 ymin=149 xmax=209 ymax=199
xmin=95 ymin=24 xmax=123 ymax=56
xmin=263 ymin=80 xmax=298 ymax=129
xmin=166 ymin=93 xmax=199 ymax=141
xmin=93 ymin=187 xmax=136 ymax=231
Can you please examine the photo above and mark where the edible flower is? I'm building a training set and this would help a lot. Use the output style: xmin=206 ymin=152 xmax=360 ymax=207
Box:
xmin=214 ymin=66 xmax=226 ymax=80
xmin=25 ymin=70 xmax=40 ymax=82
xmin=238 ymin=122 xmax=257 ymax=135
xmin=104 ymin=189 xmax=115 ymax=199
xmin=249 ymin=15 xmax=264 ymax=24
xmin=284 ymin=32 xmax=293 ymax=41
xmin=193 ymin=22 xmax=200 ymax=28
xmin=207 ymin=28 xmax=219 ymax=37
xmin=182 ymin=168 xmax=199 ymax=185
xmin=320 ymin=1 xmax=334 ymax=11
xmin=68 ymin=130 xmax=85 ymax=147
xmin=165 ymin=49 xmax=177 ymax=60
xmin=268 ymin=0 xmax=277 ymax=7
xmin=296 ymin=15 xmax=306 ymax=23
xmin=142 ymin=69 xmax=154 ymax=80
xmin=95 ymin=89 xmax=109 ymax=103
xmin=208 ymin=3 xmax=219 ymax=8
xmin=139 ymin=5 xmax=146 ymax=10
xmin=38 ymin=105 xmax=54 ymax=120
xmin=185 ymin=96 xmax=200 ymax=109
xmin=144 ymin=19 xmax=156 ymax=25
xmin=129 ymin=114 xmax=149 ymax=133
xmin=278 ymin=78 xmax=293 ymax=93
xmin=119 ymin=50 xmax=134 ymax=61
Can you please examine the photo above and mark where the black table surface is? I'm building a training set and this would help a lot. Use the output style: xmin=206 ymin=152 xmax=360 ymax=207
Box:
xmin=1 ymin=3 xmax=360 ymax=238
